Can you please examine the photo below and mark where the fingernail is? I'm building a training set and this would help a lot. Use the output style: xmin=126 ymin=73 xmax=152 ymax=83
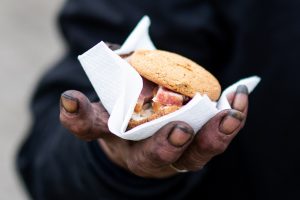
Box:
xmin=233 ymin=85 xmax=249 ymax=112
xmin=61 ymin=94 xmax=79 ymax=113
xmin=168 ymin=125 xmax=193 ymax=147
xmin=236 ymin=85 xmax=249 ymax=95
xmin=219 ymin=110 xmax=244 ymax=135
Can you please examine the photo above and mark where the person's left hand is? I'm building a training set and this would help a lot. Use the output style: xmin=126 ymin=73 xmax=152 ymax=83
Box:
xmin=59 ymin=85 xmax=248 ymax=178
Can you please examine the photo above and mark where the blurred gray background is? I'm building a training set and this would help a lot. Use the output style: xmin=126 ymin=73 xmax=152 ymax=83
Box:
xmin=0 ymin=0 xmax=65 ymax=199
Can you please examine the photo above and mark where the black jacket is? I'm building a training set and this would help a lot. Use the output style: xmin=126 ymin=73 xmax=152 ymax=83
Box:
xmin=16 ymin=0 xmax=300 ymax=199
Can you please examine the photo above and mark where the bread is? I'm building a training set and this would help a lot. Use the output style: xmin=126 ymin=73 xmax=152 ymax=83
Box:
xmin=127 ymin=105 xmax=179 ymax=130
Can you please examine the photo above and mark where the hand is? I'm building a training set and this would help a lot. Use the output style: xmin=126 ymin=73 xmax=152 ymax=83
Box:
xmin=59 ymin=85 xmax=248 ymax=178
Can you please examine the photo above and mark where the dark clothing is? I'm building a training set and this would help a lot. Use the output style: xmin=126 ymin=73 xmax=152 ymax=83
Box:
xmin=16 ymin=0 xmax=300 ymax=199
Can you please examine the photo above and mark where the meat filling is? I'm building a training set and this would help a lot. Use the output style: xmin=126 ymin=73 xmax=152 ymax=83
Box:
xmin=133 ymin=78 xmax=191 ymax=120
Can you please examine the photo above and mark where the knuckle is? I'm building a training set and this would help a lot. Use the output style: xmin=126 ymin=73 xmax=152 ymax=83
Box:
xmin=127 ymin=145 xmax=178 ymax=175
xmin=175 ymin=150 xmax=206 ymax=172
xmin=147 ymin=144 xmax=178 ymax=165
xmin=212 ymin=143 xmax=227 ymax=155
xmin=68 ymin=120 xmax=91 ymax=137
xmin=147 ymin=150 xmax=167 ymax=165
xmin=200 ymin=139 xmax=228 ymax=155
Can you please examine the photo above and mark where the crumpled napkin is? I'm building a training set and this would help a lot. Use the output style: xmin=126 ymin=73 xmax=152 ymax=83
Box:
xmin=78 ymin=16 xmax=261 ymax=141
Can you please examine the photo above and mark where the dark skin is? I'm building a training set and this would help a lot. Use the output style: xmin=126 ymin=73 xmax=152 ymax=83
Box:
xmin=60 ymin=84 xmax=248 ymax=178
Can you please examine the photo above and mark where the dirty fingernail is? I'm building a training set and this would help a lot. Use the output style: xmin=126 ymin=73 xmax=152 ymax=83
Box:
xmin=168 ymin=125 xmax=193 ymax=147
xmin=236 ymin=85 xmax=249 ymax=95
xmin=61 ymin=94 xmax=79 ymax=113
xmin=233 ymin=85 xmax=249 ymax=112
xmin=219 ymin=110 xmax=244 ymax=135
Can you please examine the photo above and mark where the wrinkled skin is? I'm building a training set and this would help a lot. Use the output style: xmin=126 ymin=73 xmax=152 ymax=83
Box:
xmin=59 ymin=85 xmax=248 ymax=178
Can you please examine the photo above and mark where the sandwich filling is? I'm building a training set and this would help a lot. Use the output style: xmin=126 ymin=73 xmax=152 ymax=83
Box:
xmin=131 ymin=78 xmax=190 ymax=122
xmin=119 ymin=50 xmax=215 ymax=130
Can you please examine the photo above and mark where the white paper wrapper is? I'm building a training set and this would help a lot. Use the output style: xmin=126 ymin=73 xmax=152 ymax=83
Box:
xmin=78 ymin=16 xmax=261 ymax=141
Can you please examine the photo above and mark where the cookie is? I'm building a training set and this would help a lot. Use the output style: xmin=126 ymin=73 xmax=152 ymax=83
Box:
xmin=129 ymin=49 xmax=221 ymax=101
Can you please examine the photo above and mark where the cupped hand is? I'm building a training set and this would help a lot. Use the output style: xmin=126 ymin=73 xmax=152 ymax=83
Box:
xmin=59 ymin=85 xmax=248 ymax=178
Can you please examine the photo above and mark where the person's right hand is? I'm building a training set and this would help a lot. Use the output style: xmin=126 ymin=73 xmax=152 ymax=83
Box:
xmin=59 ymin=85 xmax=248 ymax=178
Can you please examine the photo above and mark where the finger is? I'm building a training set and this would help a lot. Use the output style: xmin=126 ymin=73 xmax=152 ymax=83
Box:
xmin=232 ymin=85 xmax=249 ymax=113
xmin=59 ymin=90 xmax=110 ymax=141
xmin=172 ymin=109 xmax=245 ymax=171
xmin=227 ymin=84 xmax=249 ymax=131
xmin=126 ymin=121 xmax=194 ymax=177
xmin=226 ymin=85 xmax=249 ymax=114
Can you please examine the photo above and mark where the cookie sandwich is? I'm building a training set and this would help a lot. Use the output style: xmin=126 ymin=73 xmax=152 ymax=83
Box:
xmin=124 ymin=49 xmax=221 ymax=130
